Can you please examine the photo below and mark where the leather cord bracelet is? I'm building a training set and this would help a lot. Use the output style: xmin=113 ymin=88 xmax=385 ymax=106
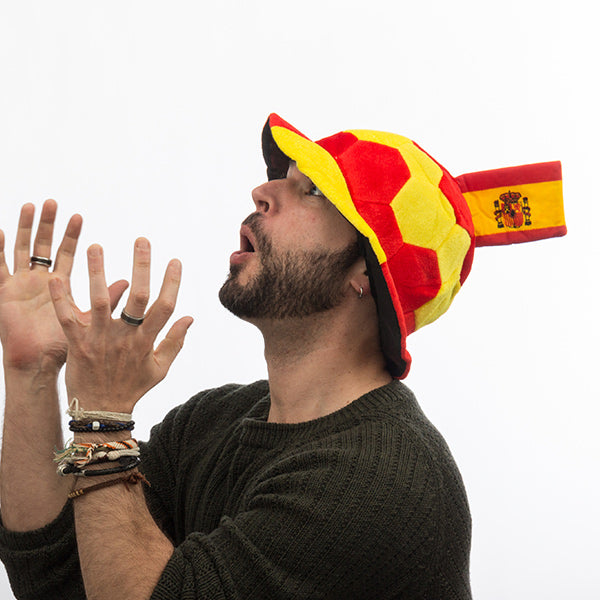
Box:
xmin=59 ymin=456 xmax=141 ymax=477
xmin=69 ymin=419 xmax=135 ymax=433
xmin=68 ymin=471 xmax=150 ymax=500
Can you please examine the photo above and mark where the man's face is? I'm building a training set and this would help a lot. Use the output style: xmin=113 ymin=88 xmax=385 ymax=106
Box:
xmin=219 ymin=162 xmax=361 ymax=320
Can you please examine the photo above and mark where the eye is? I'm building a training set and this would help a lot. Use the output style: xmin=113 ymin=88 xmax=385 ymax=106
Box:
xmin=307 ymin=184 xmax=325 ymax=197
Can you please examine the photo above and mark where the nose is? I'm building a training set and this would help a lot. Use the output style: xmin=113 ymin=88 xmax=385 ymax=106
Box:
xmin=251 ymin=181 xmax=273 ymax=214
xmin=251 ymin=179 xmax=288 ymax=214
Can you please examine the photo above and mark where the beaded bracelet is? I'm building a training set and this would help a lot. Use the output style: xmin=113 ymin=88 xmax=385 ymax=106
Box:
xmin=69 ymin=419 xmax=135 ymax=433
xmin=60 ymin=456 xmax=141 ymax=477
xmin=69 ymin=471 xmax=150 ymax=500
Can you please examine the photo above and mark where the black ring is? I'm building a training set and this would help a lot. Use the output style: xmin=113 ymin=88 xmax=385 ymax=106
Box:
xmin=120 ymin=310 xmax=144 ymax=326
xmin=30 ymin=256 xmax=52 ymax=268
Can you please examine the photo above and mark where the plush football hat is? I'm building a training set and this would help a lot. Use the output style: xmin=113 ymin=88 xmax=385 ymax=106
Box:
xmin=262 ymin=113 xmax=566 ymax=379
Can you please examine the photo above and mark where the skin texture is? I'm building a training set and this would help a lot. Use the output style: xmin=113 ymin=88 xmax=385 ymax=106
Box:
xmin=219 ymin=211 xmax=362 ymax=319
xmin=0 ymin=201 xmax=129 ymax=531
xmin=0 ymin=163 xmax=391 ymax=598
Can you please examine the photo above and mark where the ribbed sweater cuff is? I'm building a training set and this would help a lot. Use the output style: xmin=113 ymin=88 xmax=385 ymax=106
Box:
xmin=0 ymin=500 xmax=73 ymax=552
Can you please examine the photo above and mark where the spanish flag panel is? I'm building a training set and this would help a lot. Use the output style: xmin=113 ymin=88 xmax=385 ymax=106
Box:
xmin=456 ymin=161 xmax=566 ymax=247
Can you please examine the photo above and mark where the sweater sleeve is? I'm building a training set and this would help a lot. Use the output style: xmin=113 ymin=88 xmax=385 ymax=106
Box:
xmin=0 ymin=385 xmax=233 ymax=600
xmin=0 ymin=501 xmax=85 ymax=600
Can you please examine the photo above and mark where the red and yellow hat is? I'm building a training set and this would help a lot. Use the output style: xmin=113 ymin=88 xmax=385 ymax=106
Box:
xmin=262 ymin=113 xmax=566 ymax=379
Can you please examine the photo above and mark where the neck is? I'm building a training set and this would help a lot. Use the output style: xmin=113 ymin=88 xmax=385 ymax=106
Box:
xmin=252 ymin=304 xmax=392 ymax=423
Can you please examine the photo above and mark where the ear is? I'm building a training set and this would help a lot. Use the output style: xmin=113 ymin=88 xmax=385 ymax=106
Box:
xmin=348 ymin=258 xmax=371 ymax=297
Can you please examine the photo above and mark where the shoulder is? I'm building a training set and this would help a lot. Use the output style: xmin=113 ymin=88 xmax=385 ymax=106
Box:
xmin=239 ymin=383 xmax=470 ymax=596
xmin=251 ymin=380 xmax=461 ymax=504
xmin=319 ymin=380 xmax=455 ymax=466
xmin=354 ymin=380 xmax=460 ymax=468
xmin=274 ymin=380 xmax=470 ymax=538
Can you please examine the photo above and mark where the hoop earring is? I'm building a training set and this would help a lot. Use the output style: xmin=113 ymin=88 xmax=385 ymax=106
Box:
xmin=358 ymin=286 xmax=364 ymax=299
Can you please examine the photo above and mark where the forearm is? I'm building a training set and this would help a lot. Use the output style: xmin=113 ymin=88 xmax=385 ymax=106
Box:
xmin=1 ymin=366 xmax=71 ymax=531
xmin=71 ymin=431 xmax=174 ymax=600
xmin=45 ymin=238 xmax=190 ymax=599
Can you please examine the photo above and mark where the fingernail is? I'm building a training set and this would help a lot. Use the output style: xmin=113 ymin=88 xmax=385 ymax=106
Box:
xmin=135 ymin=238 xmax=150 ymax=250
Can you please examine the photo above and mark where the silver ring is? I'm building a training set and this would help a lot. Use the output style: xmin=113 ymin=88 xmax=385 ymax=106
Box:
xmin=120 ymin=310 xmax=144 ymax=326
xmin=31 ymin=256 xmax=52 ymax=268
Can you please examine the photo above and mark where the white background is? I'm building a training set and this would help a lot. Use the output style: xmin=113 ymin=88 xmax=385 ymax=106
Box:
xmin=0 ymin=1 xmax=598 ymax=598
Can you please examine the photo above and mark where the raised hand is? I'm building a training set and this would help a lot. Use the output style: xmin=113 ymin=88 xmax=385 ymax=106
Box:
xmin=0 ymin=201 xmax=129 ymax=374
xmin=49 ymin=238 xmax=193 ymax=414
xmin=0 ymin=201 xmax=131 ymax=532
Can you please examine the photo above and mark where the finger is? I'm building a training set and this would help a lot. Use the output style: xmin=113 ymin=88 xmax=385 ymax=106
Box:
xmin=53 ymin=213 xmax=83 ymax=277
xmin=31 ymin=199 xmax=58 ymax=271
xmin=87 ymin=244 xmax=111 ymax=329
xmin=49 ymin=277 xmax=79 ymax=339
xmin=0 ymin=229 xmax=9 ymax=283
xmin=143 ymin=259 xmax=182 ymax=339
xmin=14 ymin=203 xmax=35 ymax=272
xmin=108 ymin=279 xmax=130 ymax=312
xmin=154 ymin=316 xmax=194 ymax=373
xmin=122 ymin=238 xmax=151 ymax=320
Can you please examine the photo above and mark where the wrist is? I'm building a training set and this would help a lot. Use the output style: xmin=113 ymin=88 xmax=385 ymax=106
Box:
xmin=73 ymin=431 xmax=134 ymax=444
xmin=65 ymin=389 xmax=137 ymax=416
xmin=2 ymin=354 xmax=64 ymax=377
xmin=4 ymin=359 xmax=61 ymax=382
xmin=3 ymin=367 xmax=60 ymax=400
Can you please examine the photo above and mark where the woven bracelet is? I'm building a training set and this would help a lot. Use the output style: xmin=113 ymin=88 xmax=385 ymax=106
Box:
xmin=67 ymin=398 xmax=133 ymax=423
xmin=68 ymin=471 xmax=150 ymax=500
xmin=61 ymin=449 xmax=140 ymax=470
xmin=54 ymin=439 xmax=139 ymax=470
xmin=69 ymin=419 xmax=135 ymax=433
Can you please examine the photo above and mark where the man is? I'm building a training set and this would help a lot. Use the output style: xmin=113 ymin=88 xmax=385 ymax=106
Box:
xmin=0 ymin=115 xmax=565 ymax=599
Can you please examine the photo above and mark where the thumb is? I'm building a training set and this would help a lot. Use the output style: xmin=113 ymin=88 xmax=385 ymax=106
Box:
xmin=154 ymin=316 xmax=194 ymax=373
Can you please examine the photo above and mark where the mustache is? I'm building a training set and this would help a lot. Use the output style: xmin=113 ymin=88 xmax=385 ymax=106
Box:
xmin=241 ymin=212 xmax=262 ymax=229
xmin=241 ymin=212 xmax=269 ymax=249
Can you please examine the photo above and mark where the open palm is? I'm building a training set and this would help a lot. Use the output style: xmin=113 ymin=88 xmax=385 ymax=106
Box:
xmin=0 ymin=201 xmax=127 ymax=373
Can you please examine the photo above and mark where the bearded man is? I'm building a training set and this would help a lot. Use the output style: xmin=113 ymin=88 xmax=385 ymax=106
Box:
xmin=0 ymin=114 xmax=565 ymax=600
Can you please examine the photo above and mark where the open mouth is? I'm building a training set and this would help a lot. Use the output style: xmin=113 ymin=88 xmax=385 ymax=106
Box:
xmin=239 ymin=225 xmax=257 ymax=253
xmin=240 ymin=233 xmax=255 ymax=253
xmin=230 ymin=224 xmax=259 ymax=266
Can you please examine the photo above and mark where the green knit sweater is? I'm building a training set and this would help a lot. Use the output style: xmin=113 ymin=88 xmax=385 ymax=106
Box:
xmin=0 ymin=380 xmax=471 ymax=599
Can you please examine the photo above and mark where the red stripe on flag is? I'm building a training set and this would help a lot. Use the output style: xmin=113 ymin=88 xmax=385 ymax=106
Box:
xmin=475 ymin=225 xmax=567 ymax=247
xmin=456 ymin=161 xmax=562 ymax=192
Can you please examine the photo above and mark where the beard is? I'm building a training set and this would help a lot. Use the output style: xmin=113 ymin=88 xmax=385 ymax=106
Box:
xmin=219 ymin=216 xmax=361 ymax=320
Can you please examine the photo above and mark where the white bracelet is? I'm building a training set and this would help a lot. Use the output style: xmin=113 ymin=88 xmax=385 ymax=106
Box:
xmin=67 ymin=397 xmax=133 ymax=423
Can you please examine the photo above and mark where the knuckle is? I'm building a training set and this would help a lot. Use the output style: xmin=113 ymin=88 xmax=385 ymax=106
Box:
xmin=57 ymin=243 xmax=75 ymax=258
xmin=137 ymin=256 xmax=151 ymax=269
xmin=133 ymin=290 xmax=150 ymax=307
xmin=57 ymin=313 xmax=73 ymax=327
xmin=160 ymin=300 xmax=176 ymax=315
xmin=92 ymin=296 xmax=111 ymax=312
